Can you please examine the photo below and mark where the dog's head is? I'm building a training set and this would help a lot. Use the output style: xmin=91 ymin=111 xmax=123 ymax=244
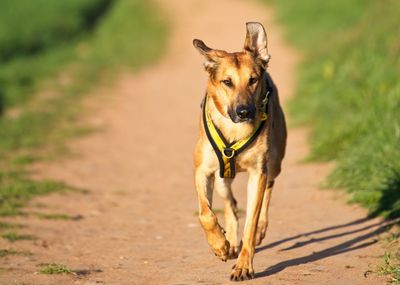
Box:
xmin=193 ymin=22 xmax=270 ymax=123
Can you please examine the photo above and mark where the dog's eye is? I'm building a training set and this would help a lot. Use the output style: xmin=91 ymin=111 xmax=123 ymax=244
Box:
xmin=221 ymin=79 xmax=233 ymax=88
xmin=249 ymin=77 xmax=258 ymax=85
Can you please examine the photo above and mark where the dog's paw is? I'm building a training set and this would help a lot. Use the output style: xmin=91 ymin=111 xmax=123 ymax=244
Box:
xmin=228 ymin=244 xmax=239 ymax=259
xmin=230 ymin=249 xmax=254 ymax=281
xmin=212 ymin=239 xmax=230 ymax=262
xmin=206 ymin=225 xmax=230 ymax=262
xmin=227 ymin=240 xmax=242 ymax=259
xmin=225 ymin=228 xmax=239 ymax=259
xmin=255 ymin=221 xmax=268 ymax=246
xmin=230 ymin=263 xmax=254 ymax=281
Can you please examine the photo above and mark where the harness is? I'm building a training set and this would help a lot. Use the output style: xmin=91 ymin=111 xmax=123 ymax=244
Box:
xmin=202 ymin=83 xmax=272 ymax=179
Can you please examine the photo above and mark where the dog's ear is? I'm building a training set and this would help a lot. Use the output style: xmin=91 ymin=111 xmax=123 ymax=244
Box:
xmin=243 ymin=22 xmax=270 ymax=64
xmin=193 ymin=39 xmax=219 ymax=73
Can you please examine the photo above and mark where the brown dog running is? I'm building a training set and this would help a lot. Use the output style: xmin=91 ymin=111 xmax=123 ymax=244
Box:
xmin=193 ymin=22 xmax=287 ymax=281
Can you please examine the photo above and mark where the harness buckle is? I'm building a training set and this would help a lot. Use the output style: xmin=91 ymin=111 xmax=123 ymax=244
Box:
xmin=223 ymin=147 xmax=235 ymax=158
xmin=260 ymin=112 xmax=268 ymax=121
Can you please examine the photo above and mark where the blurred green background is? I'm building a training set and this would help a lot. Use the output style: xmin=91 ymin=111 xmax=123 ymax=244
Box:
xmin=266 ymin=0 xmax=400 ymax=219
xmin=267 ymin=1 xmax=400 ymax=278
xmin=0 ymin=0 xmax=166 ymax=216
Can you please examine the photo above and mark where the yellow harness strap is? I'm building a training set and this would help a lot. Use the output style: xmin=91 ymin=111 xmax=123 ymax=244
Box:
xmin=202 ymin=90 xmax=270 ymax=178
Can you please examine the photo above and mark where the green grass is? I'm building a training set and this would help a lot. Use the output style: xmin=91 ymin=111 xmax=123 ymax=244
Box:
xmin=0 ymin=249 xmax=31 ymax=257
xmin=0 ymin=222 xmax=23 ymax=230
xmin=0 ymin=249 xmax=19 ymax=257
xmin=265 ymin=0 xmax=370 ymax=51
xmin=39 ymin=263 xmax=72 ymax=275
xmin=0 ymin=0 xmax=112 ymax=108
xmin=0 ymin=0 xmax=111 ymax=61
xmin=374 ymin=231 xmax=400 ymax=283
xmin=0 ymin=171 xmax=70 ymax=216
xmin=0 ymin=0 xmax=167 ymax=216
xmin=34 ymin=213 xmax=80 ymax=221
xmin=2 ymin=232 xmax=36 ymax=242
xmin=265 ymin=0 xmax=400 ymax=219
xmin=377 ymin=250 xmax=400 ymax=284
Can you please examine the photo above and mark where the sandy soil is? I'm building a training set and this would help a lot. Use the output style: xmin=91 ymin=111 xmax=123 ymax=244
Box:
xmin=0 ymin=0 xmax=388 ymax=284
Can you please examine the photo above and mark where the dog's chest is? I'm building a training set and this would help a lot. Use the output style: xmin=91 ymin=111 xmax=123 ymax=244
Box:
xmin=202 ymin=110 xmax=269 ymax=173
xmin=235 ymin=137 xmax=267 ymax=172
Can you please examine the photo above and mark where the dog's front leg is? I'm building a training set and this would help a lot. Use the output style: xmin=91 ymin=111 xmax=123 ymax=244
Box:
xmin=214 ymin=176 xmax=240 ymax=259
xmin=255 ymin=180 xmax=274 ymax=245
xmin=231 ymin=170 xmax=267 ymax=281
xmin=195 ymin=168 xmax=230 ymax=262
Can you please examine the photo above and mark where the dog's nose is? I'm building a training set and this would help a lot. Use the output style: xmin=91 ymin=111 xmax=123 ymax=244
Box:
xmin=236 ymin=105 xmax=253 ymax=120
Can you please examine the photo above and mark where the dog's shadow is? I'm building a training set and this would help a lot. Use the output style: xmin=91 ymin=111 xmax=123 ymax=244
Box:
xmin=254 ymin=217 xmax=399 ymax=279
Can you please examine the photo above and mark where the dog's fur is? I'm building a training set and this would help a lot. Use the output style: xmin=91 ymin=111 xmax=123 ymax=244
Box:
xmin=193 ymin=22 xmax=287 ymax=281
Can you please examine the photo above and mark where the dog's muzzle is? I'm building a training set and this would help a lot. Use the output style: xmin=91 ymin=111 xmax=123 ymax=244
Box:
xmin=229 ymin=104 xmax=256 ymax=123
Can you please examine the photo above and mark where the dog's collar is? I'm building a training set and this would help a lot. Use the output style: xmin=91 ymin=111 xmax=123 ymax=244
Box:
xmin=202 ymin=86 xmax=271 ymax=178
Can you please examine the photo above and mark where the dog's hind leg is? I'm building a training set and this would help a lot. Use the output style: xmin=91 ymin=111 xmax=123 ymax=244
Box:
xmin=195 ymin=169 xmax=230 ymax=262
xmin=255 ymin=180 xmax=274 ymax=245
xmin=214 ymin=176 xmax=240 ymax=259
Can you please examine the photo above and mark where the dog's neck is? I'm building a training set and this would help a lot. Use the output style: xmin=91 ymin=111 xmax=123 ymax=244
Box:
xmin=206 ymin=97 xmax=259 ymax=144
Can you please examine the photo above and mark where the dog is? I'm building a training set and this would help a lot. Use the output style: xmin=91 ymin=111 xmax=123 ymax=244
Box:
xmin=193 ymin=22 xmax=287 ymax=281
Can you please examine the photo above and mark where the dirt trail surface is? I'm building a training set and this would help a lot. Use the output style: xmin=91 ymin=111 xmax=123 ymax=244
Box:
xmin=0 ymin=0 xmax=388 ymax=284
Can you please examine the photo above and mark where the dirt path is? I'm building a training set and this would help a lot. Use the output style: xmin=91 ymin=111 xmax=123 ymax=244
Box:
xmin=0 ymin=0 xmax=388 ymax=284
